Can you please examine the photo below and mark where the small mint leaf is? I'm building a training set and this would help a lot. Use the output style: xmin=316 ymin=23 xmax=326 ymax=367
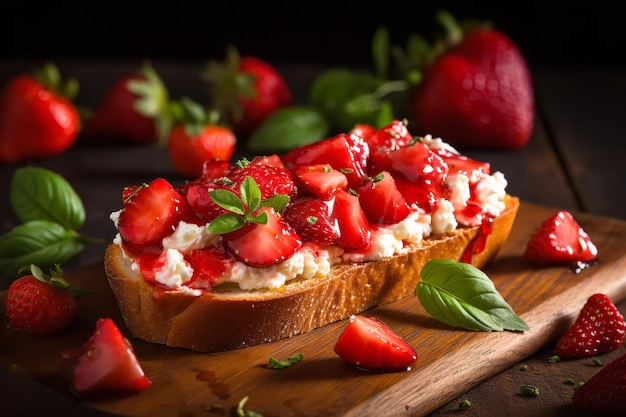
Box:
xmin=248 ymin=211 xmax=268 ymax=225
xmin=207 ymin=213 xmax=246 ymax=234
xmin=240 ymin=176 xmax=261 ymax=212
xmin=209 ymin=189 xmax=245 ymax=215
xmin=260 ymin=194 xmax=290 ymax=212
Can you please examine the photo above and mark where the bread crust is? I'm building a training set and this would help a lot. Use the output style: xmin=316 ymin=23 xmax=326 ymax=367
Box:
xmin=104 ymin=195 xmax=519 ymax=352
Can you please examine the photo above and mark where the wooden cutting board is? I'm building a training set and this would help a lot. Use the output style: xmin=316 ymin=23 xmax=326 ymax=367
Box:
xmin=1 ymin=202 xmax=626 ymax=417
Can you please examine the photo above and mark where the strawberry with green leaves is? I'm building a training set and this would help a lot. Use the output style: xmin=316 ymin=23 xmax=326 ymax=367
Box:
xmin=81 ymin=62 xmax=170 ymax=144
xmin=202 ymin=46 xmax=292 ymax=137
xmin=524 ymin=210 xmax=598 ymax=266
xmin=555 ymin=293 xmax=625 ymax=358
xmin=166 ymin=97 xmax=236 ymax=179
xmin=0 ymin=62 xmax=80 ymax=163
xmin=207 ymin=175 xmax=298 ymax=267
xmin=5 ymin=264 xmax=88 ymax=335
xmin=572 ymin=349 xmax=626 ymax=415
xmin=65 ymin=317 xmax=151 ymax=394
xmin=406 ymin=11 xmax=535 ymax=150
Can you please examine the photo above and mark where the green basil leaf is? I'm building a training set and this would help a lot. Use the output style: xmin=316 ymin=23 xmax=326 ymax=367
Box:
xmin=268 ymin=353 xmax=304 ymax=369
xmin=10 ymin=167 xmax=85 ymax=230
xmin=247 ymin=106 xmax=329 ymax=153
xmin=0 ymin=220 xmax=85 ymax=276
xmin=372 ymin=27 xmax=390 ymax=79
xmin=416 ymin=259 xmax=530 ymax=332
xmin=309 ymin=69 xmax=385 ymax=132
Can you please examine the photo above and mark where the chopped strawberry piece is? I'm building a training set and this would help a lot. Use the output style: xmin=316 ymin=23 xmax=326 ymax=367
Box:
xmin=248 ymin=153 xmax=285 ymax=168
xmin=572 ymin=350 xmax=626 ymax=414
xmin=187 ymin=247 xmax=235 ymax=290
xmin=524 ymin=210 xmax=598 ymax=266
xmin=356 ymin=171 xmax=411 ymax=224
xmin=201 ymin=159 xmax=233 ymax=180
xmin=117 ymin=178 xmax=192 ymax=253
xmin=283 ymin=197 xmax=338 ymax=246
xmin=179 ymin=179 xmax=231 ymax=222
xmin=555 ymin=293 xmax=626 ymax=358
xmin=331 ymin=190 xmax=372 ymax=251
xmin=364 ymin=119 xmax=413 ymax=151
xmin=70 ymin=318 xmax=151 ymax=394
xmin=282 ymin=133 xmax=369 ymax=187
xmin=334 ymin=315 xmax=417 ymax=370
xmin=222 ymin=207 xmax=302 ymax=267
xmin=294 ymin=164 xmax=348 ymax=199
xmin=227 ymin=164 xmax=296 ymax=201
xmin=437 ymin=150 xmax=490 ymax=178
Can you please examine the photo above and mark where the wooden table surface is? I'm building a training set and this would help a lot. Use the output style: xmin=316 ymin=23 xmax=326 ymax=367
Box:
xmin=1 ymin=60 xmax=625 ymax=417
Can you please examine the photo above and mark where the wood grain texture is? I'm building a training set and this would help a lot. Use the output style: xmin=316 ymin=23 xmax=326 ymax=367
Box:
xmin=1 ymin=202 xmax=625 ymax=417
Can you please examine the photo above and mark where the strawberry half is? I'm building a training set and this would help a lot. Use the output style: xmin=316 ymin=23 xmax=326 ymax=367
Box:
xmin=283 ymin=197 xmax=339 ymax=246
xmin=356 ymin=171 xmax=411 ymax=224
xmin=334 ymin=315 xmax=417 ymax=371
xmin=117 ymin=178 xmax=193 ymax=253
xmin=555 ymin=293 xmax=626 ymax=358
xmin=524 ymin=210 xmax=598 ymax=266
xmin=572 ymin=350 xmax=626 ymax=414
xmin=294 ymin=164 xmax=349 ymax=199
xmin=68 ymin=318 xmax=151 ymax=394
xmin=222 ymin=207 xmax=302 ymax=267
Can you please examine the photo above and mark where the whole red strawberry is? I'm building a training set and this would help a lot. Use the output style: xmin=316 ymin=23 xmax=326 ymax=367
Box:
xmin=524 ymin=210 xmax=598 ymax=266
xmin=81 ymin=62 xmax=170 ymax=144
xmin=6 ymin=264 xmax=88 ymax=335
xmin=572 ymin=350 xmax=626 ymax=415
xmin=166 ymin=97 xmax=236 ymax=179
xmin=202 ymin=46 xmax=292 ymax=137
xmin=409 ymin=12 xmax=534 ymax=150
xmin=556 ymin=294 xmax=626 ymax=358
xmin=0 ymin=62 xmax=80 ymax=163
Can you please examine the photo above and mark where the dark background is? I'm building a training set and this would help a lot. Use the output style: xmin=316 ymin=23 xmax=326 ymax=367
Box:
xmin=1 ymin=1 xmax=624 ymax=69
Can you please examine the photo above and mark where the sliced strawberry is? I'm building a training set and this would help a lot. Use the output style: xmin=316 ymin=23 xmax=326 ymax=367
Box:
xmin=282 ymin=133 xmax=369 ymax=187
xmin=349 ymin=123 xmax=376 ymax=141
xmin=70 ymin=318 xmax=151 ymax=394
xmin=437 ymin=149 xmax=490 ymax=178
xmin=356 ymin=171 xmax=411 ymax=224
xmin=334 ymin=315 xmax=417 ymax=370
xmin=187 ymin=247 xmax=235 ymax=290
xmin=222 ymin=207 xmax=302 ymax=267
xmin=394 ymin=175 xmax=445 ymax=213
xmin=283 ymin=197 xmax=338 ymax=246
xmin=572 ymin=350 xmax=626 ymax=414
xmin=248 ymin=153 xmax=285 ymax=168
xmin=524 ymin=210 xmax=598 ymax=266
xmin=178 ymin=179 xmax=231 ymax=222
xmin=364 ymin=119 xmax=413 ymax=152
xmin=294 ymin=164 xmax=348 ymax=199
xmin=227 ymin=164 xmax=296 ymax=201
xmin=201 ymin=158 xmax=233 ymax=181
xmin=331 ymin=190 xmax=372 ymax=251
xmin=371 ymin=140 xmax=448 ymax=186
xmin=555 ymin=293 xmax=626 ymax=358
xmin=117 ymin=178 xmax=193 ymax=253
